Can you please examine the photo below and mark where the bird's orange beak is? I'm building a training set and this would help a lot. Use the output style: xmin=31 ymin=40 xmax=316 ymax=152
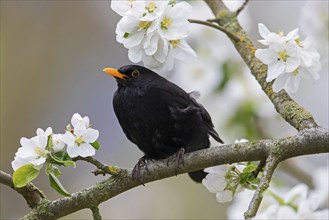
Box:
xmin=103 ymin=68 xmax=127 ymax=79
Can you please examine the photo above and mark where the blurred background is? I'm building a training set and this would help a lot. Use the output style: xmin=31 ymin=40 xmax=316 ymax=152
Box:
xmin=1 ymin=0 xmax=328 ymax=219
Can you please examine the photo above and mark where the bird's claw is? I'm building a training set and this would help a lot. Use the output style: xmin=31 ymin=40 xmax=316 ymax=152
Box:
xmin=167 ymin=147 xmax=185 ymax=175
xmin=132 ymin=156 xmax=151 ymax=185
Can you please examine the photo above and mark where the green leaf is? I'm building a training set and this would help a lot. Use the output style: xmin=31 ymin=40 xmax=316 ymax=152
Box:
xmin=13 ymin=164 xmax=40 ymax=188
xmin=239 ymin=172 xmax=250 ymax=185
xmin=123 ymin=32 xmax=130 ymax=38
xmin=90 ymin=141 xmax=101 ymax=150
xmin=49 ymin=153 xmax=76 ymax=168
xmin=52 ymin=166 xmax=61 ymax=177
xmin=49 ymin=172 xmax=71 ymax=197
xmin=243 ymin=165 xmax=257 ymax=173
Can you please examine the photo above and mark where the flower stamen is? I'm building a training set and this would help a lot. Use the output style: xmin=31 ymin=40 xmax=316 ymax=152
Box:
xmin=161 ymin=17 xmax=173 ymax=30
xmin=138 ymin=21 xmax=152 ymax=30
xmin=277 ymin=50 xmax=289 ymax=62
xmin=145 ymin=2 xmax=157 ymax=13
xmin=169 ymin=39 xmax=180 ymax=48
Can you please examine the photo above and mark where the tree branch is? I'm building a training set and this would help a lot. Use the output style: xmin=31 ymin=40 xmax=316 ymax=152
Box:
xmin=244 ymin=154 xmax=279 ymax=219
xmin=91 ymin=206 xmax=102 ymax=220
xmin=0 ymin=170 xmax=47 ymax=209
xmin=235 ymin=0 xmax=250 ymax=16
xmin=188 ymin=19 xmax=240 ymax=41
xmin=73 ymin=156 xmax=126 ymax=176
xmin=20 ymin=127 xmax=328 ymax=219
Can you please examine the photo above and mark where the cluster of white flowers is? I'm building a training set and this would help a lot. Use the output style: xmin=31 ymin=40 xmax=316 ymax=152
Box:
xmin=12 ymin=113 xmax=99 ymax=171
xmin=202 ymin=139 xmax=253 ymax=203
xmin=255 ymin=23 xmax=321 ymax=93
xmin=111 ymin=0 xmax=196 ymax=72
xmin=202 ymin=164 xmax=247 ymax=203
xmin=254 ymin=184 xmax=329 ymax=219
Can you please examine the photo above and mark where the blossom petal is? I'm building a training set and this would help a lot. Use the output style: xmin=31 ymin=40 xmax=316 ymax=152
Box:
xmin=20 ymin=137 xmax=34 ymax=150
xmin=82 ymin=128 xmax=99 ymax=143
xmin=202 ymin=173 xmax=227 ymax=193
xmin=12 ymin=156 xmax=30 ymax=171
xmin=36 ymin=128 xmax=48 ymax=148
xmin=266 ymin=61 xmax=285 ymax=82
xmin=258 ymin=23 xmax=271 ymax=39
xmin=123 ymin=31 xmax=145 ymax=48
xmin=286 ymin=75 xmax=301 ymax=93
xmin=111 ymin=0 xmax=134 ymax=16
xmin=173 ymin=40 xmax=197 ymax=61
xmin=71 ymin=113 xmax=89 ymax=128
xmin=216 ymin=190 xmax=233 ymax=203
xmin=286 ymin=57 xmax=301 ymax=73
xmin=31 ymin=157 xmax=46 ymax=166
xmin=128 ymin=46 xmax=143 ymax=63
xmin=255 ymin=49 xmax=276 ymax=64
xmin=272 ymin=74 xmax=288 ymax=92
xmin=67 ymin=144 xmax=79 ymax=158
xmin=62 ymin=131 xmax=76 ymax=146
xmin=74 ymin=124 xmax=87 ymax=137
xmin=78 ymin=143 xmax=96 ymax=157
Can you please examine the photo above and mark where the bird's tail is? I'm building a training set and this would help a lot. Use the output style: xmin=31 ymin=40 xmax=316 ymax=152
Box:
xmin=188 ymin=170 xmax=207 ymax=183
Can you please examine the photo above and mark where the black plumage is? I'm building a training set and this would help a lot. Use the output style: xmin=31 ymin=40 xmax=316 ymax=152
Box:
xmin=104 ymin=65 xmax=223 ymax=183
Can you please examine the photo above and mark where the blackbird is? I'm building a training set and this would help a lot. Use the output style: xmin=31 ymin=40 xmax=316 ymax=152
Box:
xmin=104 ymin=65 xmax=223 ymax=183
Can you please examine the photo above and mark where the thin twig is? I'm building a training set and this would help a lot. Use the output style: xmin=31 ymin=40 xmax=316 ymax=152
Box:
xmin=0 ymin=170 xmax=47 ymax=208
xmin=252 ymin=159 xmax=266 ymax=178
xmin=73 ymin=156 xmax=125 ymax=176
xmin=244 ymin=155 xmax=279 ymax=219
xmin=188 ymin=19 xmax=240 ymax=41
xmin=91 ymin=206 xmax=102 ymax=220
xmin=235 ymin=0 xmax=250 ymax=16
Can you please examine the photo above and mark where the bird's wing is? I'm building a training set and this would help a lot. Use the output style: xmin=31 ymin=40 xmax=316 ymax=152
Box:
xmin=154 ymin=81 xmax=224 ymax=144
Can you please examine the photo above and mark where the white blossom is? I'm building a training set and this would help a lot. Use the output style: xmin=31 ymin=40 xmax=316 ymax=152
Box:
xmin=52 ymin=134 xmax=65 ymax=152
xmin=111 ymin=0 xmax=196 ymax=72
xmin=202 ymin=164 xmax=246 ymax=203
xmin=254 ymin=184 xmax=329 ymax=219
xmin=255 ymin=23 xmax=321 ymax=93
xmin=11 ymin=127 xmax=52 ymax=171
xmin=63 ymin=122 xmax=99 ymax=158
xmin=256 ymin=40 xmax=301 ymax=82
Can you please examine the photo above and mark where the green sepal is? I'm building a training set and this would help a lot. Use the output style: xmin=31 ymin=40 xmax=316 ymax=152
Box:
xmin=90 ymin=141 xmax=101 ymax=150
xmin=13 ymin=164 xmax=40 ymax=188
xmin=49 ymin=172 xmax=71 ymax=197
xmin=46 ymin=135 xmax=53 ymax=151
xmin=45 ymin=164 xmax=61 ymax=177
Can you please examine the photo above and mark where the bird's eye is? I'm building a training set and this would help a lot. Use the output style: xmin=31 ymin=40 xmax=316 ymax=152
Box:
xmin=131 ymin=70 xmax=140 ymax=78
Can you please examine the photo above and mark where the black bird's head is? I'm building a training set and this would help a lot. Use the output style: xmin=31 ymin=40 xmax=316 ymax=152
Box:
xmin=103 ymin=65 xmax=159 ymax=87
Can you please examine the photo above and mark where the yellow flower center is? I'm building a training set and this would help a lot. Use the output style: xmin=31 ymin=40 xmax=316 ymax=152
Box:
xmin=278 ymin=50 xmax=289 ymax=62
xmin=278 ymin=30 xmax=284 ymax=37
xmin=169 ymin=39 xmax=180 ymax=48
xmin=34 ymin=147 xmax=44 ymax=156
xmin=139 ymin=21 xmax=152 ymax=30
xmin=161 ymin=17 xmax=172 ymax=30
xmin=146 ymin=2 xmax=157 ymax=13
xmin=292 ymin=68 xmax=299 ymax=76
xmin=76 ymin=136 xmax=84 ymax=145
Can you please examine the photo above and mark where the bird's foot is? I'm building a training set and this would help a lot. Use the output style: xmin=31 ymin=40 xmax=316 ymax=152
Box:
xmin=132 ymin=155 xmax=151 ymax=185
xmin=167 ymin=147 xmax=185 ymax=175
